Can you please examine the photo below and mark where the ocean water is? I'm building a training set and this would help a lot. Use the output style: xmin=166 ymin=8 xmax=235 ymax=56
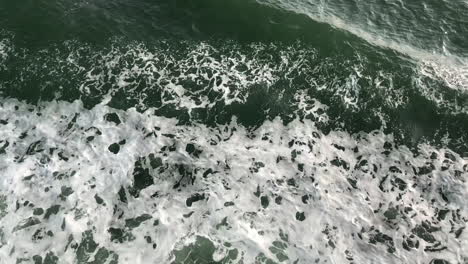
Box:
xmin=0 ymin=0 xmax=467 ymax=263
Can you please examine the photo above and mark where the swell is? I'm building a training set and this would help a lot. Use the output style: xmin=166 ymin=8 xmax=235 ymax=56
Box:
xmin=2 ymin=0 xmax=467 ymax=61
xmin=3 ymin=0 xmax=467 ymax=86
xmin=176 ymin=0 xmax=468 ymax=95
xmin=258 ymin=0 xmax=468 ymax=55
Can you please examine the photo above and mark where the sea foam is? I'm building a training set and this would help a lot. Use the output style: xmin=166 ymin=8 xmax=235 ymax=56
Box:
xmin=0 ymin=98 xmax=466 ymax=264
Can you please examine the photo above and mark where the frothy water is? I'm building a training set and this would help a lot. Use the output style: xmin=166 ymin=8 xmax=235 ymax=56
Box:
xmin=1 ymin=0 xmax=468 ymax=263
xmin=0 ymin=98 xmax=467 ymax=263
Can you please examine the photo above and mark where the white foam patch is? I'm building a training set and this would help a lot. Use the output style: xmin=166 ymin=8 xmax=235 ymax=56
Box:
xmin=1 ymin=35 xmax=411 ymax=115
xmin=74 ymin=40 xmax=312 ymax=111
xmin=415 ymin=60 xmax=468 ymax=114
xmin=420 ymin=62 xmax=468 ymax=91
xmin=0 ymin=98 xmax=466 ymax=263
xmin=0 ymin=36 xmax=12 ymax=71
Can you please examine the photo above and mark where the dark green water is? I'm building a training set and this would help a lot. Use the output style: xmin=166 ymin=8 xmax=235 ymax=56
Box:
xmin=0 ymin=0 xmax=467 ymax=263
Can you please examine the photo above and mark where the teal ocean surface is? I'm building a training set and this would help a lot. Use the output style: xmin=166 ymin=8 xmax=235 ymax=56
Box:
xmin=0 ymin=0 xmax=467 ymax=263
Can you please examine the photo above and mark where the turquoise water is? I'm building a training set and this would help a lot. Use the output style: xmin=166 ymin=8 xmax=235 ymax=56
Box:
xmin=0 ymin=0 xmax=467 ymax=263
